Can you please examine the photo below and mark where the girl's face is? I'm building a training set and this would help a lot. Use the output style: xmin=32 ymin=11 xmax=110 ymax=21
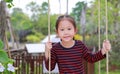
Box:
xmin=56 ymin=20 xmax=77 ymax=42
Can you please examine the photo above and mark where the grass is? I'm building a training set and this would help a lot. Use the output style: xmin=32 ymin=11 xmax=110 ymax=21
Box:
xmin=95 ymin=60 xmax=120 ymax=74
xmin=97 ymin=70 xmax=120 ymax=74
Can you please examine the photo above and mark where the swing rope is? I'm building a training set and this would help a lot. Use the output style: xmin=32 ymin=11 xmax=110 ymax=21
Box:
xmin=48 ymin=0 xmax=51 ymax=74
xmin=105 ymin=0 xmax=109 ymax=74
xmin=98 ymin=0 xmax=101 ymax=74
xmin=98 ymin=0 xmax=109 ymax=74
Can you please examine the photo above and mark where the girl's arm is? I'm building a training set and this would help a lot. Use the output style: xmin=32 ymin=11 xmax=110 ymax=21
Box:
xmin=45 ymin=42 xmax=52 ymax=60
xmin=44 ymin=42 xmax=57 ymax=71
xmin=82 ymin=40 xmax=111 ymax=63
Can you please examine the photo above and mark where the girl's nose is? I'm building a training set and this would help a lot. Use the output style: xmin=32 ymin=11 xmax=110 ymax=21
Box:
xmin=64 ymin=29 xmax=69 ymax=34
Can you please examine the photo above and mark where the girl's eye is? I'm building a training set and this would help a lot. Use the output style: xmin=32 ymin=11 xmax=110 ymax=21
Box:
xmin=68 ymin=28 xmax=71 ymax=30
xmin=60 ymin=29 xmax=64 ymax=31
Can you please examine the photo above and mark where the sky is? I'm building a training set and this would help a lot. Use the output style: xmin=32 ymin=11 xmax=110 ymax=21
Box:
xmin=10 ymin=0 xmax=94 ymax=14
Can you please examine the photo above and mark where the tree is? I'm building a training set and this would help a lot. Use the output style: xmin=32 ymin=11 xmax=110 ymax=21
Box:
xmin=40 ymin=2 xmax=48 ymax=14
xmin=71 ymin=1 xmax=86 ymax=23
xmin=58 ymin=0 xmax=61 ymax=15
xmin=26 ymin=1 xmax=48 ymax=21
xmin=26 ymin=1 xmax=41 ymax=21
xmin=11 ymin=8 xmax=33 ymax=31
xmin=107 ymin=0 xmax=120 ymax=34
xmin=37 ymin=14 xmax=58 ymax=35
xmin=86 ymin=0 xmax=120 ymax=70
xmin=0 ymin=1 xmax=7 ymax=46
xmin=11 ymin=8 xmax=33 ymax=42
xmin=26 ymin=1 xmax=57 ymax=35
xmin=71 ymin=1 xmax=87 ymax=38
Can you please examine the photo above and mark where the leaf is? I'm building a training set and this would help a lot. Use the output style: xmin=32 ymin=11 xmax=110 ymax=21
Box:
xmin=7 ymin=4 xmax=12 ymax=8
xmin=0 ymin=40 xmax=4 ymax=49
xmin=4 ymin=0 xmax=13 ymax=3
xmin=0 ymin=50 xmax=10 ymax=64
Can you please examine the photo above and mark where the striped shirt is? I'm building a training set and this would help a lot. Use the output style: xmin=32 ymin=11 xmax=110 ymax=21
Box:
xmin=45 ymin=40 xmax=106 ymax=74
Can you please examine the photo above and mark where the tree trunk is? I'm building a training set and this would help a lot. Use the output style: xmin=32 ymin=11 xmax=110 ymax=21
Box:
xmin=66 ymin=0 xmax=68 ymax=15
xmin=0 ymin=1 xmax=7 ymax=45
xmin=80 ymin=5 xmax=86 ymax=42
xmin=59 ymin=0 xmax=61 ymax=15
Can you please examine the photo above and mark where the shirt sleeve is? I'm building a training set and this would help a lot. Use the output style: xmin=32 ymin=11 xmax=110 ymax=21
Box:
xmin=44 ymin=45 xmax=57 ymax=71
xmin=80 ymin=41 xmax=106 ymax=63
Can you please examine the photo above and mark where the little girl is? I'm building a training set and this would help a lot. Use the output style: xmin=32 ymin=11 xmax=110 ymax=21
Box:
xmin=45 ymin=15 xmax=111 ymax=74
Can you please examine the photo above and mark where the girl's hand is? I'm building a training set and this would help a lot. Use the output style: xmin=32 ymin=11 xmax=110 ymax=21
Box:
xmin=45 ymin=42 xmax=52 ymax=59
xmin=102 ymin=40 xmax=111 ymax=55
xmin=45 ymin=42 xmax=52 ymax=51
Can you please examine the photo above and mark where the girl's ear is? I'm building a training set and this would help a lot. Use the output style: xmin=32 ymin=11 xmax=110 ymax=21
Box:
xmin=55 ymin=29 xmax=60 ymax=38
xmin=75 ymin=28 xmax=78 ymax=34
xmin=55 ymin=29 xmax=58 ymax=34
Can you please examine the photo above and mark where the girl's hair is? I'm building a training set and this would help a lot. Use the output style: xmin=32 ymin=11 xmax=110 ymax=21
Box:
xmin=55 ymin=15 xmax=76 ymax=30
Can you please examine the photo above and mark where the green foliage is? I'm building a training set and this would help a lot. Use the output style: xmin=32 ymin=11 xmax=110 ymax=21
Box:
xmin=26 ymin=35 xmax=40 ymax=43
xmin=4 ymin=0 xmax=12 ymax=2
xmin=89 ymin=0 xmax=120 ymax=35
xmin=71 ymin=1 xmax=86 ymax=23
xmin=110 ymin=34 xmax=120 ymax=66
xmin=0 ymin=39 xmax=15 ymax=73
xmin=95 ymin=59 xmax=120 ymax=74
xmin=11 ymin=8 xmax=33 ymax=31
xmin=4 ymin=0 xmax=14 ymax=8
xmin=26 ymin=1 xmax=41 ymax=21
xmin=26 ymin=1 xmax=48 ymax=21
xmin=0 ymin=39 xmax=14 ymax=64
xmin=26 ymin=32 xmax=44 ymax=43
xmin=37 ymin=14 xmax=58 ymax=35
xmin=27 ymin=1 xmax=57 ymax=35
xmin=71 ymin=0 xmax=120 ymax=68
xmin=0 ymin=40 xmax=4 ymax=49
xmin=0 ymin=50 xmax=14 ymax=64
xmin=40 ymin=2 xmax=48 ymax=14
xmin=10 ymin=2 xmax=58 ymax=43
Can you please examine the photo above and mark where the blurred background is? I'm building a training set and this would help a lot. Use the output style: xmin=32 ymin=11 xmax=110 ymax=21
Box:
xmin=0 ymin=0 xmax=120 ymax=74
